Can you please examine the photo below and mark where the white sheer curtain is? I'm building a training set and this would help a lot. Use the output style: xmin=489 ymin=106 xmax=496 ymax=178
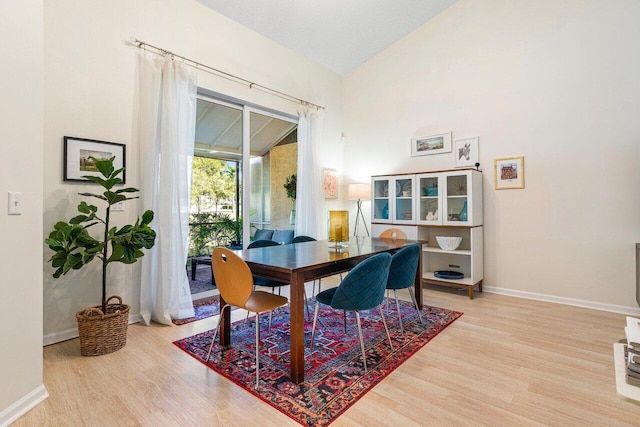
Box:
xmin=295 ymin=108 xmax=325 ymax=239
xmin=137 ymin=52 xmax=196 ymax=325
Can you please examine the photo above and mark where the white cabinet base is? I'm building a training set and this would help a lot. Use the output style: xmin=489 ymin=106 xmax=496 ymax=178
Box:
xmin=422 ymin=273 xmax=483 ymax=299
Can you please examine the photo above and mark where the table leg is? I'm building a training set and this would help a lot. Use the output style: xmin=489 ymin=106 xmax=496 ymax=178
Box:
xmin=290 ymin=271 xmax=305 ymax=384
xmin=191 ymin=259 xmax=197 ymax=280
xmin=415 ymin=246 xmax=424 ymax=309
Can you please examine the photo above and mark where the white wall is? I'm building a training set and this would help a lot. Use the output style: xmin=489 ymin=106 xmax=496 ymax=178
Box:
xmin=42 ymin=0 xmax=343 ymax=342
xmin=343 ymin=0 xmax=640 ymax=310
xmin=0 ymin=1 xmax=48 ymax=424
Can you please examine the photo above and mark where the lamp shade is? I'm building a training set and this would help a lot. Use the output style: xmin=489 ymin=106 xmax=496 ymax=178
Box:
xmin=328 ymin=210 xmax=349 ymax=243
xmin=348 ymin=183 xmax=371 ymax=200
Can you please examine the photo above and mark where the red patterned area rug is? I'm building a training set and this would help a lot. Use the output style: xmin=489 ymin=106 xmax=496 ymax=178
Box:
xmin=172 ymin=296 xmax=222 ymax=325
xmin=174 ymin=299 xmax=462 ymax=426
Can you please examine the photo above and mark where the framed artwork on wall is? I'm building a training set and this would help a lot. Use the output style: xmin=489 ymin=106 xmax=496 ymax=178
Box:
xmin=64 ymin=136 xmax=126 ymax=183
xmin=323 ymin=168 xmax=338 ymax=199
xmin=454 ymin=137 xmax=479 ymax=168
xmin=494 ymin=155 xmax=525 ymax=189
xmin=410 ymin=132 xmax=452 ymax=156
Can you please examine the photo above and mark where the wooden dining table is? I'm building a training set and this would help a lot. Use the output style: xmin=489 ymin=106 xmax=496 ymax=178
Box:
xmin=218 ymin=236 xmax=425 ymax=384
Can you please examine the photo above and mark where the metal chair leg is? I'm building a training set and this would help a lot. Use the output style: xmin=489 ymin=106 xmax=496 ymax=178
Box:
xmin=310 ymin=302 xmax=320 ymax=346
xmin=408 ymin=287 xmax=423 ymax=325
xmin=378 ymin=305 xmax=393 ymax=350
xmin=394 ymin=289 xmax=404 ymax=334
xmin=343 ymin=310 xmax=347 ymax=333
xmin=355 ymin=311 xmax=367 ymax=372
xmin=206 ymin=304 xmax=230 ymax=362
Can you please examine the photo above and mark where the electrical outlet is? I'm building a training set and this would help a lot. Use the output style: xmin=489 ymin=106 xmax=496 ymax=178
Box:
xmin=111 ymin=202 xmax=124 ymax=212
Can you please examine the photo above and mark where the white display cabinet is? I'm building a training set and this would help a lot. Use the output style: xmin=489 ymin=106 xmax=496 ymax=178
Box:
xmin=416 ymin=170 xmax=482 ymax=226
xmin=372 ymin=168 xmax=483 ymax=299
xmin=371 ymin=175 xmax=416 ymax=224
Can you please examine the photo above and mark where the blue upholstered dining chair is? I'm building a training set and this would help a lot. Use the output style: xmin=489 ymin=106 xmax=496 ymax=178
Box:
xmin=247 ymin=239 xmax=310 ymax=318
xmin=310 ymin=252 xmax=393 ymax=372
xmin=247 ymin=239 xmax=288 ymax=295
xmin=386 ymin=244 xmax=423 ymax=333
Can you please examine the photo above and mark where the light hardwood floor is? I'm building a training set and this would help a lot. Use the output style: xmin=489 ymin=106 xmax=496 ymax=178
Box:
xmin=15 ymin=281 xmax=640 ymax=426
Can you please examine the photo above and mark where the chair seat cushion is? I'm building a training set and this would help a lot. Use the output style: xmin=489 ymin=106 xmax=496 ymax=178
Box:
xmin=253 ymin=275 xmax=288 ymax=288
xmin=315 ymin=287 xmax=337 ymax=306
xmin=272 ymin=229 xmax=294 ymax=244
xmin=253 ymin=229 xmax=274 ymax=241
xmin=245 ymin=290 xmax=288 ymax=313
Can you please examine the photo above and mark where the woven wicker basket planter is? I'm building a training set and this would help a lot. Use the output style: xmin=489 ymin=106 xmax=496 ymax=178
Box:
xmin=76 ymin=295 xmax=130 ymax=356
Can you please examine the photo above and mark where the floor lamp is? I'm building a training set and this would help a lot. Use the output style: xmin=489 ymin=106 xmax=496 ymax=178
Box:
xmin=348 ymin=183 xmax=371 ymax=237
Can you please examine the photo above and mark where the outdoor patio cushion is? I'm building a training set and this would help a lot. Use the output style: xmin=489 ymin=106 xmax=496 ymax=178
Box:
xmin=272 ymin=229 xmax=294 ymax=244
xmin=253 ymin=229 xmax=274 ymax=241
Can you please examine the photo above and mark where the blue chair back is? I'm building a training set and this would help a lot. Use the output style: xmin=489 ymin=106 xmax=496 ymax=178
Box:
xmin=292 ymin=235 xmax=316 ymax=243
xmin=331 ymin=253 xmax=391 ymax=311
xmin=248 ymin=239 xmax=280 ymax=249
xmin=387 ymin=245 xmax=420 ymax=290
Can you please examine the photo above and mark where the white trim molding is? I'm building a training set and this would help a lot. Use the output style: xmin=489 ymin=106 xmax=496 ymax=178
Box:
xmin=484 ymin=285 xmax=640 ymax=316
xmin=0 ymin=385 xmax=48 ymax=427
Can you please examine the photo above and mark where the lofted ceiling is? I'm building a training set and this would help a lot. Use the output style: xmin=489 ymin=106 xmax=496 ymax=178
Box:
xmin=194 ymin=1 xmax=459 ymax=157
xmin=196 ymin=0 xmax=460 ymax=75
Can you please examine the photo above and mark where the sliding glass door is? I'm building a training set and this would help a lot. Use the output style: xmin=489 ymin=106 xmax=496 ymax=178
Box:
xmin=189 ymin=94 xmax=297 ymax=256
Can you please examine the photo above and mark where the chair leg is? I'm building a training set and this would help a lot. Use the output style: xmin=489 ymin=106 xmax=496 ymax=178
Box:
xmin=343 ymin=310 xmax=347 ymax=333
xmin=206 ymin=304 xmax=229 ymax=362
xmin=310 ymin=302 xmax=320 ymax=347
xmin=394 ymin=289 xmax=404 ymax=334
xmin=354 ymin=311 xmax=367 ymax=372
xmin=378 ymin=305 xmax=394 ymax=350
xmin=255 ymin=312 xmax=260 ymax=389
xmin=304 ymin=286 xmax=310 ymax=320
xmin=408 ymin=287 xmax=424 ymax=325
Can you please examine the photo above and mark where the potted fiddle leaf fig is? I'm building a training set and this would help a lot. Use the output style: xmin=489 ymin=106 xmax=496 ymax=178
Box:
xmin=45 ymin=156 xmax=156 ymax=356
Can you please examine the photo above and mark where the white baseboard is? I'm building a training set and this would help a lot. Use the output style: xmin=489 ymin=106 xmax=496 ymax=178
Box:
xmin=0 ymin=385 xmax=48 ymax=427
xmin=483 ymin=285 xmax=640 ymax=316
xmin=43 ymin=315 xmax=143 ymax=346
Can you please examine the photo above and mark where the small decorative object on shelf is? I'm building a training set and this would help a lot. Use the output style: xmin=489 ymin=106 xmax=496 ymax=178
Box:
xmin=434 ymin=270 xmax=464 ymax=280
xmin=435 ymin=236 xmax=462 ymax=251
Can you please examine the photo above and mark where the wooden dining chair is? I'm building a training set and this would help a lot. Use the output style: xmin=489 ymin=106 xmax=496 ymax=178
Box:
xmin=310 ymin=252 xmax=393 ymax=372
xmin=379 ymin=228 xmax=407 ymax=240
xmin=205 ymin=247 xmax=288 ymax=389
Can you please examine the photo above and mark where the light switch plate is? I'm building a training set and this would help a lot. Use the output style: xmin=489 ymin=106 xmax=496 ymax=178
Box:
xmin=111 ymin=202 xmax=124 ymax=211
xmin=8 ymin=192 xmax=22 ymax=215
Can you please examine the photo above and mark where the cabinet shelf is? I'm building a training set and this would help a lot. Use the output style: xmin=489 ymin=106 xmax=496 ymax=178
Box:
xmin=422 ymin=271 xmax=474 ymax=286
xmin=423 ymin=247 xmax=471 ymax=255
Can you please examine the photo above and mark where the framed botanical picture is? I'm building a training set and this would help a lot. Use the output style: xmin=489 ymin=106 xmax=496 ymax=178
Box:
xmin=64 ymin=136 xmax=126 ymax=183
xmin=454 ymin=137 xmax=479 ymax=168
xmin=410 ymin=132 xmax=452 ymax=156
xmin=323 ymin=168 xmax=338 ymax=199
xmin=494 ymin=155 xmax=525 ymax=189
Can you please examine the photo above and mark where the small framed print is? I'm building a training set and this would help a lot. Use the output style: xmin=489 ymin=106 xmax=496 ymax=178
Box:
xmin=410 ymin=132 xmax=452 ymax=156
xmin=64 ymin=136 xmax=126 ymax=183
xmin=494 ymin=155 xmax=525 ymax=189
xmin=454 ymin=137 xmax=479 ymax=168
xmin=323 ymin=168 xmax=338 ymax=199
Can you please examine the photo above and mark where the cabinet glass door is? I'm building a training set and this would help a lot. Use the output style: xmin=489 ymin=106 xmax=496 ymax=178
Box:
xmin=417 ymin=174 xmax=441 ymax=224
xmin=372 ymin=178 xmax=391 ymax=222
xmin=444 ymin=173 xmax=469 ymax=225
xmin=394 ymin=177 xmax=414 ymax=223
